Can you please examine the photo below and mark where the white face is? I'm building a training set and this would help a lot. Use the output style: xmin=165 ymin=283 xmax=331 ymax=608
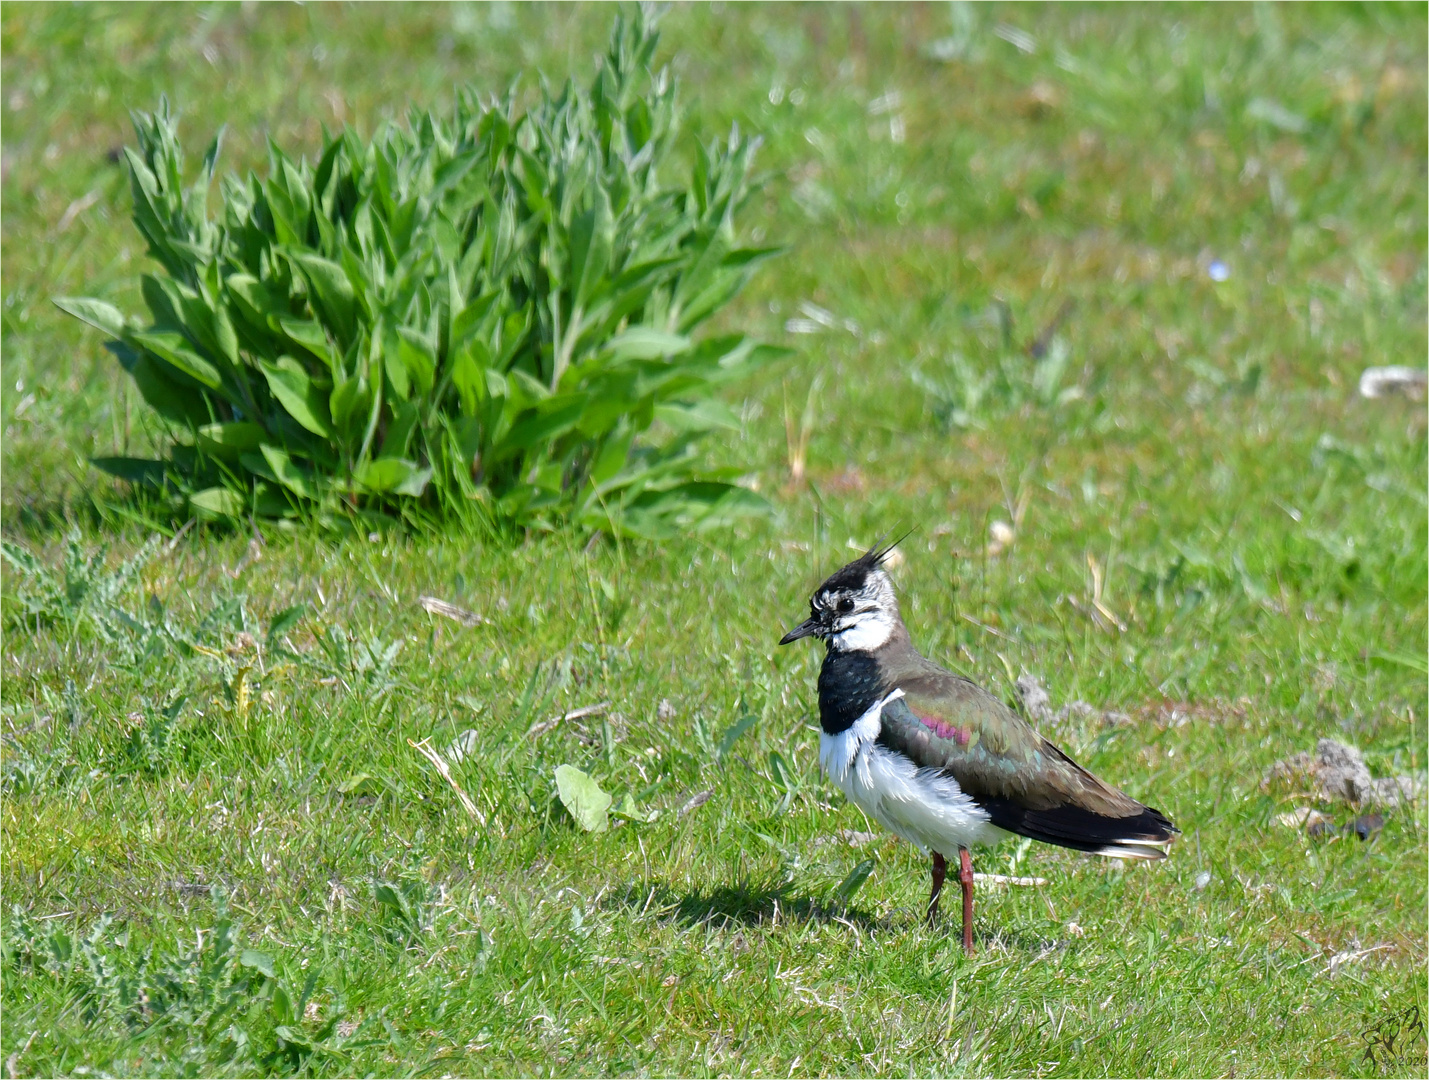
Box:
xmin=817 ymin=569 xmax=900 ymax=653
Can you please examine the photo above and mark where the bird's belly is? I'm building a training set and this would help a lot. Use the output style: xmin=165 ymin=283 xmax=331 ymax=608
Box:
xmin=819 ymin=718 xmax=1006 ymax=855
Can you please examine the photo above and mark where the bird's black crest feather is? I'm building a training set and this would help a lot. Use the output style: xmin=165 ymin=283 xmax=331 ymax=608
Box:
xmin=817 ymin=531 xmax=913 ymax=594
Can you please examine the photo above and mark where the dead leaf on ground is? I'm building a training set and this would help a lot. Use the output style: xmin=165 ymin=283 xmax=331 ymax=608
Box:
xmin=419 ymin=595 xmax=485 ymax=627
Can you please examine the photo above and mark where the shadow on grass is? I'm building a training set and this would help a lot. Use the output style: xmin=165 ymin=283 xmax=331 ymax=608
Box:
xmin=0 ymin=484 xmax=197 ymax=545
xmin=604 ymin=879 xmax=1080 ymax=954
xmin=605 ymin=878 xmax=898 ymax=933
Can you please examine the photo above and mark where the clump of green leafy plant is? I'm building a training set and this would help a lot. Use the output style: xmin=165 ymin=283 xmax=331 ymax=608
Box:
xmin=912 ymin=301 xmax=1084 ymax=430
xmin=0 ymin=529 xmax=161 ymax=638
xmin=57 ymin=11 xmax=781 ymax=537
xmin=3 ymin=890 xmax=358 ymax=1075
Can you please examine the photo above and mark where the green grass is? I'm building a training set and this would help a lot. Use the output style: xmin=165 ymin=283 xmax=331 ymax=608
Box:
xmin=2 ymin=3 xmax=1426 ymax=1076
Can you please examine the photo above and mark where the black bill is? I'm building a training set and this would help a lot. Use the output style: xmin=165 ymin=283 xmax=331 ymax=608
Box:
xmin=778 ymin=617 xmax=820 ymax=645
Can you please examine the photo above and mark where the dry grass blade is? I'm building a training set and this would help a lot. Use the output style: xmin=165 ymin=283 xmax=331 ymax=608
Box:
xmin=1085 ymin=553 xmax=1128 ymax=633
xmin=526 ymin=702 xmax=611 ymax=738
xmin=419 ymin=596 xmax=485 ymax=627
xmin=973 ymin=873 xmax=1048 ymax=887
xmin=1322 ymin=944 xmax=1395 ymax=977
xmin=783 ymin=374 xmax=821 ymax=486
xmin=407 ymin=738 xmax=486 ymax=825
xmin=678 ymin=789 xmax=713 ymax=817
xmin=166 ymin=518 xmax=197 ymax=551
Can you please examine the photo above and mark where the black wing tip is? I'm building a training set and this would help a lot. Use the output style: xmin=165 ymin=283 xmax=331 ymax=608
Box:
xmin=982 ymin=799 xmax=1180 ymax=855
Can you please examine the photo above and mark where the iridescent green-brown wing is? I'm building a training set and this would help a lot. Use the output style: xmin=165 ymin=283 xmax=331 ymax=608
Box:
xmin=877 ymin=669 xmax=1177 ymax=854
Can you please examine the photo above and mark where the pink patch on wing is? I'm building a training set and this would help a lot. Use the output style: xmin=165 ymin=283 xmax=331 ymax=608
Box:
xmin=918 ymin=714 xmax=970 ymax=745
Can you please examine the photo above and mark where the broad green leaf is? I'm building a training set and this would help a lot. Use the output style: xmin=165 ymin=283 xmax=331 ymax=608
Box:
xmin=588 ymin=427 xmax=635 ymax=487
xmin=611 ymin=792 xmax=648 ymax=823
xmin=226 ymin=274 xmax=285 ymax=328
xmin=450 ymin=342 xmax=490 ymax=417
xmin=258 ymin=444 xmax=319 ymax=500
xmin=260 ymin=357 xmax=332 ymax=437
xmin=355 ymin=457 xmax=431 ymax=496
xmin=395 ymin=326 xmax=436 ymax=398
xmin=430 ymin=148 xmax=483 ymax=204
xmin=338 ymin=773 xmax=384 ymax=796
xmin=173 ymin=286 xmax=232 ymax=369
xmin=125 ymin=353 xmax=213 ymax=426
xmin=197 ymin=422 xmax=265 ymax=458
xmin=654 ymin=400 xmax=740 ymax=434
xmin=717 ymin=713 xmax=758 ymax=759
xmin=527 ymin=460 xmax=564 ymax=494
xmin=834 ymin=858 xmax=877 ymax=902
xmin=574 ymin=374 xmax=640 ymax=437
xmin=768 ymin=750 xmax=795 ymax=791
xmin=554 ymin=764 xmax=610 ymax=833
xmin=132 ymin=330 xmax=223 ymax=389
xmin=381 ymin=323 xmax=410 ymax=400
xmin=568 ymin=197 xmax=613 ymax=311
xmin=672 ymin=228 xmax=730 ymax=314
xmin=483 ymin=368 xmax=510 ymax=402
xmin=271 ymin=983 xmax=296 ymax=1027
xmin=393 ymin=465 xmax=434 ymax=498
xmin=239 ymin=949 xmax=275 ymax=978
xmin=493 ymin=398 xmax=584 ymax=459
xmin=141 ymin=274 xmax=193 ymax=333
xmin=53 ymin=296 xmax=128 ymax=337
xmin=450 ymin=291 xmax=499 ymax=350
xmin=446 ymin=415 xmax=483 ymax=465
xmin=506 ymin=368 xmax=550 ymax=404
xmin=329 ymin=376 xmax=371 ymax=440
xmin=288 ymin=251 xmax=358 ymax=343
xmin=91 ymin=457 xmax=168 ymax=487
xmin=603 ymin=327 xmax=690 ymax=363
xmin=211 ymin=299 xmax=240 ymax=365
xmin=380 ymin=400 xmax=420 ymax=459
xmin=677 ymin=271 xmax=748 ymax=334
xmin=312 ymin=133 xmax=345 ymax=208
xmin=253 ymin=482 xmax=294 ymax=518
xmin=240 ymin=451 xmax=279 ymax=486
xmin=273 ymin=317 xmax=334 ymax=369
xmin=190 ymin=486 xmax=245 ymax=520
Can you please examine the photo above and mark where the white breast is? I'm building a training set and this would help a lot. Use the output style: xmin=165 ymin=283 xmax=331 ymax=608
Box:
xmin=818 ymin=689 xmax=1007 ymax=855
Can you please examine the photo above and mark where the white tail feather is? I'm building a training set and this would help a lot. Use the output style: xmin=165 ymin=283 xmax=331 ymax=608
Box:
xmin=1094 ymin=842 xmax=1171 ymax=860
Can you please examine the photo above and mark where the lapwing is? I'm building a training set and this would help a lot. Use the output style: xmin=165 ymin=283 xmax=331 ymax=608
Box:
xmin=780 ymin=543 xmax=1178 ymax=952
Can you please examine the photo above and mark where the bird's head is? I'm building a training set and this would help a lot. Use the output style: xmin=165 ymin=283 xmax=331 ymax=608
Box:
xmin=779 ymin=541 xmax=905 ymax=653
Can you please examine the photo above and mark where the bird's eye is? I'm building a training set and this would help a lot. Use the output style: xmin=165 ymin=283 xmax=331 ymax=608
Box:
xmin=837 ymin=597 xmax=855 ymax=614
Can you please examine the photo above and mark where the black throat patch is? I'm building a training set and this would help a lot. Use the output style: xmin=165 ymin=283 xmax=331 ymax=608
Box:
xmin=816 ymin=648 xmax=889 ymax=734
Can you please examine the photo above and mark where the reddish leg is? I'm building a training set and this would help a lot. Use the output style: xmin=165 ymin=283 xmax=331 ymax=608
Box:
xmin=959 ymin=847 xmax=975 ymax=954
xmin=927 ymin=852 xmax=947 ymax=927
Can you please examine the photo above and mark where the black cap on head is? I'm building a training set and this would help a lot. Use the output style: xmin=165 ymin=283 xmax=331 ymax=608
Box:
xmin=779 ymin=536 xmax=908 ymax=646
xmin=815 ymin=536 xmax=903 ymax=594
